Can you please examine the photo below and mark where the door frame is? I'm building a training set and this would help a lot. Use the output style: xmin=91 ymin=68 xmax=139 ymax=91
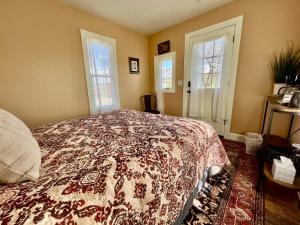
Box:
xmin=154 ymin=52 xmax=176 ymax=114
xmin=182 ymin=16 xmax=243 ymax=139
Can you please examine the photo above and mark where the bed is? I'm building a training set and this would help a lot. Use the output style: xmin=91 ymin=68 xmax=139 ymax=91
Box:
xmin=0 ymin=109 xmax=229 ymax=224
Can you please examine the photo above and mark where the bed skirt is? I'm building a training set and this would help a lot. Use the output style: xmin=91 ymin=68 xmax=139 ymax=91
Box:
xmin=174 ymin=168 xmax=208 ymax=225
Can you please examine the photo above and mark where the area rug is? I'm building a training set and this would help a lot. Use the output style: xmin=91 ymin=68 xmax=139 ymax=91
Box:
xmin=183 ymin=139 xmax=264 ymax=225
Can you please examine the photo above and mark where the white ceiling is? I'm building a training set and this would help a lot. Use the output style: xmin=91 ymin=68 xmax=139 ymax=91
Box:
xmin=60 ymin=0 xmax=234 ymax=35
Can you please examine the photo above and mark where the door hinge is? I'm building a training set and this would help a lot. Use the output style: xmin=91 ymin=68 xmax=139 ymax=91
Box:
xmin=233 ymin=35 xmax=235 ymax=43
xmin=224 ymin=120 xmax=227 ymax=125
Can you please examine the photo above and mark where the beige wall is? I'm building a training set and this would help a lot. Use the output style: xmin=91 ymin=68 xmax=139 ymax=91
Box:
xmin=149 ymin=0 xmax=300 ymax=141
xmin=0 ymin=0 xmax=151 ymax=128
xmin=1 ymin=0 xmax=300 ymax=141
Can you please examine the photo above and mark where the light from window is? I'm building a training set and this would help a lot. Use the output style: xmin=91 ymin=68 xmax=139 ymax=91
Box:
xmin=155 ymin=52 xmax=176 ymax=93
xmin=81 ymin=30 xmax=120 ymax=114
xmin=193 ymin=36 xmax=225 ymax=89
xmin=160 ymin=59 xmax=173 ymax=89
xmin=88 ymin=40 xmax=113 ymax=107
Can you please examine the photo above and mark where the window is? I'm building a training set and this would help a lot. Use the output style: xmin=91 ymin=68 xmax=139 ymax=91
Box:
xmin=193 ymin=36 xmax=225 ymax=89
xmin=154 ymin=52 xmax=176 ymax=93
xmin=80 ymin=30 xmax=120 ymax=114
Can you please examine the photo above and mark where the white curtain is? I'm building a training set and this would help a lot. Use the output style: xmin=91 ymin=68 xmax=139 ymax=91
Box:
xmin=188 ymin=35 xmax=229 ymax=122
xmin=155 ymin=60 xmax=164 ymax=114
xmin=86 ymin=38 xmax=120 ymax=114
xmin=154 ymin=57 xmax=169 ymax=114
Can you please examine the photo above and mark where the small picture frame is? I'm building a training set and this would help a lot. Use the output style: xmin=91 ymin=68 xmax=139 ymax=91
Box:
xmin=128 ymin=57 xmax=140 ymax=74
xmin=158 ymin=40 xmax=170 ymax=55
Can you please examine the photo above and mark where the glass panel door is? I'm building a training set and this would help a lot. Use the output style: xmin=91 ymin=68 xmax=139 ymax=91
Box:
xmin=187 ymin=26 xmax=235 ymax=136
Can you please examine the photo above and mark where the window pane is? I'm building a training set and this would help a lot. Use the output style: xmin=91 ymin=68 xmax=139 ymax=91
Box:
xmin=197 ymin=43 xmax=205 ymax=59
xmin=214 ymin=37 xmax=225 ymax=56
xmin=203 ymin=58 xmax=212 ymax=74
xmin=204 ymin=40 xmax=214 ymax=58
xmin=160 ymin=59 xmax=173 ymax=89
xmin=161 ymin=70 xmax=167 ymax=89
xmin=214 ymin=56 xmax=224 ymax=73
xmin=97 ymin=76 xmax=112 ymax=106
xmin=91 ymin=76 xmax=100 ymax=107
xmin=195 ymin=36 xmax=225 ymax=89
xmin=166 ymin=59 xmax=172 ymax=70
xmin=87 ymin=38 xmax=114 ymax=108
xmin=196 ymin=58 xmax=203 ymax=75
xmin=89 ymin=41 xmax=110 ymax=76
xmin=166 ymin=69 xmax=172 ymax=88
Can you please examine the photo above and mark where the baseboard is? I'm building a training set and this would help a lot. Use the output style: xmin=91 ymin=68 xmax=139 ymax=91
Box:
xmin=228 ymin=132 xmax=245 ymax=143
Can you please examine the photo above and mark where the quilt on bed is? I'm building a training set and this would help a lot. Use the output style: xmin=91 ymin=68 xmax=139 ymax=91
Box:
xmin=0 ymin=109 xmax=229 ymax=225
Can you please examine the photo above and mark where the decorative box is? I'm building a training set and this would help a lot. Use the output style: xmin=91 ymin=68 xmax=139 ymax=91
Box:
xmin=271 ymin=157 xmax=296 ymax=184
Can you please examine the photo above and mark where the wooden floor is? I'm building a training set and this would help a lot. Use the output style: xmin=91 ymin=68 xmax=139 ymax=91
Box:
xmin=264 ymin=179 xmax=300 ymax=225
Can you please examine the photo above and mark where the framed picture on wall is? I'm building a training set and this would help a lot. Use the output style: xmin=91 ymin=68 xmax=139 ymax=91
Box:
xmin=158 ymin=40 xmax=170 ymax=55
xmin=128 ymin=57 xmax=140 ymax=74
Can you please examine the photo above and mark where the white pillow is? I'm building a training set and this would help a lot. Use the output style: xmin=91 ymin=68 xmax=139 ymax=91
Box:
xmin=0 ymin=108 xmax=41 ymax=184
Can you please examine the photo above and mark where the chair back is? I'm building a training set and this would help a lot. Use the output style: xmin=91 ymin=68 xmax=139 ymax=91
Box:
xmin=140 ymin=95 xmax=157 ymax=112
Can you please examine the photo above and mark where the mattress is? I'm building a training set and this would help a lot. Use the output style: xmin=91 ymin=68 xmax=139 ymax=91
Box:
xmin=0 ymin=109 xmax=229 ymax=224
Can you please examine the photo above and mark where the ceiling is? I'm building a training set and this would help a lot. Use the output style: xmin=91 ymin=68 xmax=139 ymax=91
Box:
xmin=59 ymin=0 xmax=234 ymax=35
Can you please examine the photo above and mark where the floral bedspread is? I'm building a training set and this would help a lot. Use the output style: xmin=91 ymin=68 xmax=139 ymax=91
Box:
xmin=0 ymin=109 xmax=229 ymax=225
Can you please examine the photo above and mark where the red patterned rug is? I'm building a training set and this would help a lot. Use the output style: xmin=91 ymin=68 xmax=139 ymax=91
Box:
xmin=183 ymin=139 xmax=264 ymax=225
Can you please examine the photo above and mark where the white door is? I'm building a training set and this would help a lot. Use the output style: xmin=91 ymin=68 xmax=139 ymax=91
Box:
xmin=154 ymin=52 xmax=176 ymax=114
xmin=183 ymin=17 xmax=243 ymax=137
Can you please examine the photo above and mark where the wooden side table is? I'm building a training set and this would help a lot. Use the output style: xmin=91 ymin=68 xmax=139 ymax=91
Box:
xmin=264 ymin=162 xmax=300 ymax=209
xmin=257 ymin=135 xmax=294 ymax=192
xmin=261 ymin=95 xmax=300 ymax=140
xmin=258 ymin=95 xmax=299 ymax=187
xmin=264 ymin=162 xmax=300 ymax=190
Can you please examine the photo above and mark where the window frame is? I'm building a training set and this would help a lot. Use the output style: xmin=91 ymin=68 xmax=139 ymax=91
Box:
xmin=194 ymin=36 xmax=226 ymax=90
xmin=154 ymin=52 xmax=176 ymax=94
xmin=80 ymin=29 xmax=120 ymax=115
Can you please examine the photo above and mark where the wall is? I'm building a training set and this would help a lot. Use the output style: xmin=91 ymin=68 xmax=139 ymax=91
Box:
xmin=0 ymin=0 xmax=150 ymax=128
xmin=148 ymin=0 xmax=300 ymax=141
xmin=1 ymin=0 xmax=300 ymax=141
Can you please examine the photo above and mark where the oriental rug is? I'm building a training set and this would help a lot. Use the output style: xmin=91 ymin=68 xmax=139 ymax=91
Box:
xmin=183 ymin=139 xmax=264 ymax=225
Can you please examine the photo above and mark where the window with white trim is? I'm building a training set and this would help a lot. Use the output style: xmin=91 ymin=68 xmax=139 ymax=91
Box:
xmin=154 ymin=52 xmax=176 ymax=93
xmin=80 ymin=30 xmax=120 ymax=114
xmin=193 ymin=36 xmax=225 ymax=89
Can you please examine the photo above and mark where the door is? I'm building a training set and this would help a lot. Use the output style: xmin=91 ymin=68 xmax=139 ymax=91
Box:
xmin=154 ymin=52 xmax=176 ymax=114
xmin=183 ymin=18 xmax=242 ymax=137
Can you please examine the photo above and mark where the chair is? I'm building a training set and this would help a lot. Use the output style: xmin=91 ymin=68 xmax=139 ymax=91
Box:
xmin=140 ymin=95 xmax=160 ymax=114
